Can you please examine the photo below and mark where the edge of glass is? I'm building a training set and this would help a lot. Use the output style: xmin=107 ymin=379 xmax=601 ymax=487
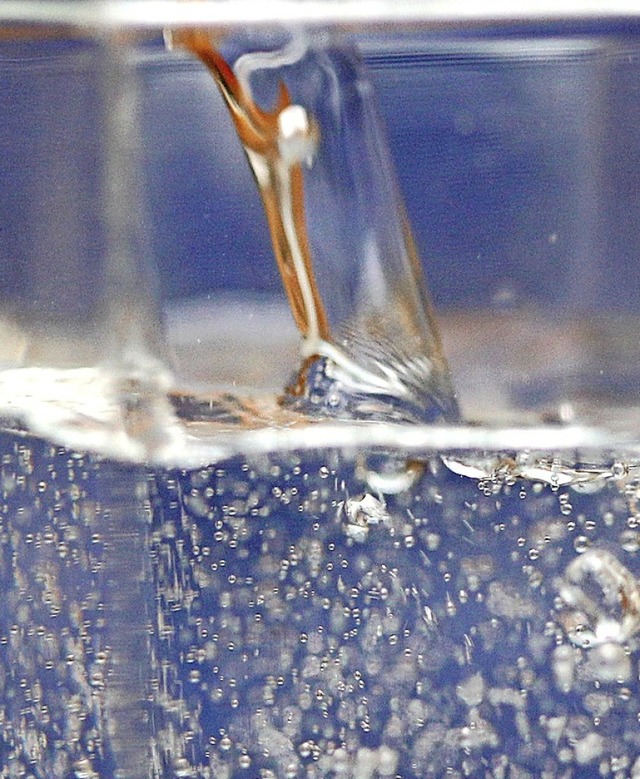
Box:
xmin=0 ymin=0 xmax=639 ymax=29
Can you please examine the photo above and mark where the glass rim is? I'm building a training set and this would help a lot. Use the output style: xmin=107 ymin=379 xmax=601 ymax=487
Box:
xmin=0 ymin=0 xmax=639 ymax=31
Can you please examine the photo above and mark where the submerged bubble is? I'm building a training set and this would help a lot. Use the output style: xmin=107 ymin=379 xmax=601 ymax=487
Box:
xmin=365 ymin=460 xmax=423 ymax=495
xmin=557 ymin=548 xmax=640 ymax=647
xmin=573 ymin=535 xmax=591 ymax=554
xmin=620 ymin=530 xmax=640 ymax=553
xmin=341 ymin=493 xmax=390 ymax=541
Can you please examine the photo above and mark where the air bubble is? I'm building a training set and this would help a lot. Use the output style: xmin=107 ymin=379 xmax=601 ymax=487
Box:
xmin=612 ymin=462 xmax=628 ymax=479
xmin=557 ymin=548 xmax=640 ymax=647
xmin=366 ymin=460 xmax=422 ymax=495
xmin=73 ymin=759 xmax=96 ymax=779
xmin=173 ymin=758 xmax=193 ymax=778
xmin=621 ymin=530 xmax=640 ymax=553
xmin=573 ymin=536 xmax=591 ymax=553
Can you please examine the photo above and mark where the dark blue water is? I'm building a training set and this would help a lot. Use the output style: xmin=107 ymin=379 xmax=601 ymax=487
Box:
xmin=0 ymin=429 xmax=638 ymax=777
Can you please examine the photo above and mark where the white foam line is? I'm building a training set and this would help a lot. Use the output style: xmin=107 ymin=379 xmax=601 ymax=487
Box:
xmin=170 ymin=421 xmax=640 ymax=469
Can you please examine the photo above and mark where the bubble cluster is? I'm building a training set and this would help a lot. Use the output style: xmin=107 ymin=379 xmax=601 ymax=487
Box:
xmin=1 ymin=431 xmax=640 ymax=776
xmin=0 ymin=435 xmax=116 ymax=777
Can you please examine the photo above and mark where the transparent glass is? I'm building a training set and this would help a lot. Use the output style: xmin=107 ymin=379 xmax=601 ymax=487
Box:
xmin=1 ymin=4 xmax=640 ymax=778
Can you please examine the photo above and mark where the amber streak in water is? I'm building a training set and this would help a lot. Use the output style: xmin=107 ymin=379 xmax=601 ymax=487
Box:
xmin=174 ymin=29 xmax=330 ymax=346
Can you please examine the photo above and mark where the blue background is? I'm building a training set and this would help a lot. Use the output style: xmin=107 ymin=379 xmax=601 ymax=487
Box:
xmin=0 ymin=23 xmax=639 ymax=322
xmin=138 ymin=25 xmax=640 ymax=314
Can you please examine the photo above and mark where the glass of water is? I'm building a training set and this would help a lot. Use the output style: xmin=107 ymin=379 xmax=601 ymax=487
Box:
xmin=1 ymin=2 xmax=640 ymax=777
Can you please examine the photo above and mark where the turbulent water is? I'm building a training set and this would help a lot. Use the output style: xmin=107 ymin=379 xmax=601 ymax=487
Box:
xmin=2 ymin=428 xmax=640 ymax=778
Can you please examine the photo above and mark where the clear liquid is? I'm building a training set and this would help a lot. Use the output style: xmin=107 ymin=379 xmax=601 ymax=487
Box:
xmin=3 ymin=427 xmax=640 ymax=778
xmin=3 ymin=23 xmax=640 ymax=779
xmin=173 ymin=30 xmax=459 ymax=426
